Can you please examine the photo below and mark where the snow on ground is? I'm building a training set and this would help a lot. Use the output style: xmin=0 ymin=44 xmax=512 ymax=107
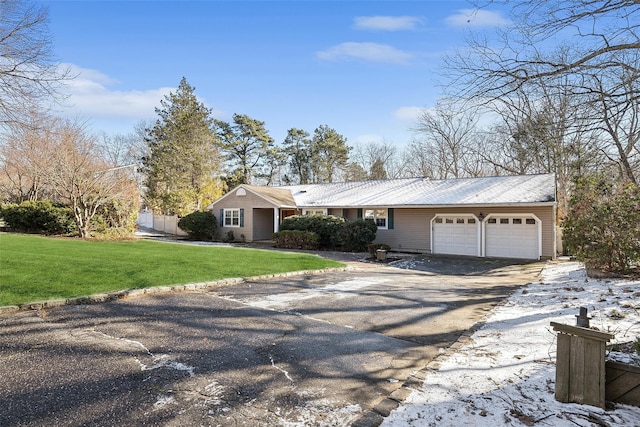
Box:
xmin=383 ymin=261 xmax=640 ymax=427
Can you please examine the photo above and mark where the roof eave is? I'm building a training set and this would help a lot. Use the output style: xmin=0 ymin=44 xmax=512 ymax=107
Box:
xmin=296 ymin=201 xmax=557 ymax=209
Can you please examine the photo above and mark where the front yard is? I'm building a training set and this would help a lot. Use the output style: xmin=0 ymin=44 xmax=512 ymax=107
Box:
xmin=0 ymin=233 xmax=343 ymax=306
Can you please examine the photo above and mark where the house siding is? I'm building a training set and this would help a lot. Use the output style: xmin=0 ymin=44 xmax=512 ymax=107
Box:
xmin=373 ymin=205 xmax=555 ymax=259
xmin=211 ymin=190 xmax=278 ymax=242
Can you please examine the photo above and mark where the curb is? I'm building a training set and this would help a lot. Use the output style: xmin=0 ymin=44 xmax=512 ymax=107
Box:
xmin=348 ymin=324 xmax=484 ymax=427
xmin=0 ymin=266 xmax=352 ymax=316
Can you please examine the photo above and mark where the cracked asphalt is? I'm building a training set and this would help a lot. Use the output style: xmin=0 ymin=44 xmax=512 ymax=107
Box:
xmin=0 ymin=254 xmax=543 ymax=426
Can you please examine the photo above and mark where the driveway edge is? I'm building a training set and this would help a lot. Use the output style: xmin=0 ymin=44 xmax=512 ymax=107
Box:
xmin=0 ymin=266 xmax=352 ymax=316
xmin=349 ymin=282 xmax=532 ymax=427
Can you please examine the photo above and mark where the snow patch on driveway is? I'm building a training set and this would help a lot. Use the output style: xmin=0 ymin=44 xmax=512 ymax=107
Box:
xmin=246 ymin=277 xmax=391 ymax=310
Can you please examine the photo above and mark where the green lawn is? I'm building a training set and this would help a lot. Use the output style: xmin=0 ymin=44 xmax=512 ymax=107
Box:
xmin=0 ymin=233 xmax=344 ymax=306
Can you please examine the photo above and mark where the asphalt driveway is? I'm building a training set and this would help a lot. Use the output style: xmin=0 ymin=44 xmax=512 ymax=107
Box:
xmin=0 ymin=255 xmax=543 ymax=426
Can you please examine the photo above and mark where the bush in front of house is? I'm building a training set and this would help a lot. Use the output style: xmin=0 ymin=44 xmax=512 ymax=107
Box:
xmin=563 ymin=176 xmax=640 ymax=273
xmin=178 ymin=211 xmax=218 ymax=241
xmin=279 ymin=214 xmax=345 ymax=249
xmin=1 ymin=200 xmax=76 ymax=235
xmin=273 ymin=230 xmax=320 ymax=250
xmin=340 ymin=219 xmax=378 ymax=252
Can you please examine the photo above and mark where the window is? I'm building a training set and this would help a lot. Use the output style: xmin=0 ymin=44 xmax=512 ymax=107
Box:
xmin=303 ymin=209 xmax=327 ymax=216
xmin=468 ymin=218 xmax=476 ymax=224
xmin=364 ymin=209 xmax=388 ymax=228
xmin=526 ymin=218 xmax=536 ymax=225
xmin=500 ymin=218 xmax=509 ymax=224
xmin=488 ymin=218 xmax=497 ymax=224
xmin=224 ymin=208 xmax=241 ymax=227
xmin=513 ymin=218 xmax=522 ymax=224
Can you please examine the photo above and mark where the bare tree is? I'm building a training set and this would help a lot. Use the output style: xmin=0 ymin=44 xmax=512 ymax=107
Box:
xmin=0 ymin=0 xmax=71 ymax=129
xmin=451 ymin=1 xmax=639 ymax=101
xmin=409 ymin=103 xmax=488 ymax=179
xmin=44 ymin=119 xmax=137 ymax=238
xmin=1 ymin=116 xmax=138 ymax=237
xmin=350 ymin=140 xmax=402 ymax=179
xmin=0 ymin=110 xmax=54 ymax=202
xmin=482 ymin=74 xmax=607 ymax=217
xmin=587 ymin=54 xmax=640 ymax=184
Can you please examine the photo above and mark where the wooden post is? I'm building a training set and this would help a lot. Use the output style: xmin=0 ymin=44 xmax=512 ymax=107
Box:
xmin=551 ymin=321 xmax=613 ymax=409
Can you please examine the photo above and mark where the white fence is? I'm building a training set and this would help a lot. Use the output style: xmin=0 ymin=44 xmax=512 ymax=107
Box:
xmin=136 ymin=211 xmax=187 ymax=236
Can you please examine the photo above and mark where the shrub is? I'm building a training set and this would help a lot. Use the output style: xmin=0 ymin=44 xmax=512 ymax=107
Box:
xmin=91 ymin=198 xmax=138 ymax=234
xmin=222 ymin=230 xmax=235 ymax=243
xmin=273 ymin=230 xmax=320 ymax=250
xmin=177 ymin=211 xmax=218 ymax=241
xmin=563 ymin=176 xmax=640 ymax=273
xmin=340 ymin=219 xmax=377 ymax=252
xmin=1 ymin=200 xmax=75 ymax=235
xmin=279 ymin=214 xmax=345 ymax=249
xmin=90 ymin=227 xmax=137 ymax=241
xmin=368 ymin=243 xmax=391 ymax=258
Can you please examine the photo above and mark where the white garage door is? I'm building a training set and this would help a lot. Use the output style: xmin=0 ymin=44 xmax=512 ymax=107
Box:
xmin=432 ymin=216 xmax=479 ymax=257
xmin=485 ymin=216 xmax=539 ymax=259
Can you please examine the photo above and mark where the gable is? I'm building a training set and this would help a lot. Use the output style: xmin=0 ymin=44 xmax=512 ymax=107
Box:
xmin=206 ymin=184 xmax=296 ymax=210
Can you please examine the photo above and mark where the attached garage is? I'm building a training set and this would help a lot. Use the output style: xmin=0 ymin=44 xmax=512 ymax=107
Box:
xmin=484 ymin=214 xmax=541 ymax=260
xmin=432 ymin=215 xmax=480 ymax=257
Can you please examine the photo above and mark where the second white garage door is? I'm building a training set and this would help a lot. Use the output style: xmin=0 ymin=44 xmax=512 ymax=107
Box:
xmin=485 ymin=215 xmax=539 ymax=259
xmin=432 ymin=215 xmax=480 ymax=257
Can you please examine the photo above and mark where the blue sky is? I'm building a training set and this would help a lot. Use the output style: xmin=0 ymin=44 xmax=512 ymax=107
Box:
xmin=44 ymin=1 xmax=509 ymax=147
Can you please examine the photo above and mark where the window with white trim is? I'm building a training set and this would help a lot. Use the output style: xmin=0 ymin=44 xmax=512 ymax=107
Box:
xmin=364 ymin=209 xmax=388 ymax=229
xmin=224 ymin=208 xmax=241 ymax=227
xmin=303 ymin=209 xmax=327 ymax=216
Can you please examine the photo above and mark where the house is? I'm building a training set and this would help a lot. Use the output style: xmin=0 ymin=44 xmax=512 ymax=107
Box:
xmin=206 ymin=173 xmax=557 ymax=260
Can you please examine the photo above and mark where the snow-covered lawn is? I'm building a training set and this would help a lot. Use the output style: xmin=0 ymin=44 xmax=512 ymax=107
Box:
xmin=383 ymin=261 xmax=640 ymax=427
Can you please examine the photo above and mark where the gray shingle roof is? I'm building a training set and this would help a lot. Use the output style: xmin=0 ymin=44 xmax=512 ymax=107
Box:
xmin=278 ymin=174 xmax=556 ymax=208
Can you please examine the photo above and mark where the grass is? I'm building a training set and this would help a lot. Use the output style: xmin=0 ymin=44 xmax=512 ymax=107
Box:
xmin=0 ymin=233 xmax=344 ymax=306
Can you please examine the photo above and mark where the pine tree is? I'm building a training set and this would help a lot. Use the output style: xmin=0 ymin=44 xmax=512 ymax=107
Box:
xmin=310 ymin=125 xmax=349 ymax=183
xmin=142 ymin=78 xmax=221 ymax=215
xmin=215 ymin=114 xmax=274 ymax=186
xmin=282 ymin=128 xmax=311 ymax=185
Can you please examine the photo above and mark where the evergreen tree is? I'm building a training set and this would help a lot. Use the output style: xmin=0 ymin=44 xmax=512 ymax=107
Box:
xmin=215 ymin=113 xmax=274 ymax=185
xmin=142 ymin=78 xmax=221 ymax=215
xmin=369 ymin=158 xmax=388 ymax=180
xmin=344 ymin=162 xmax=368 ymax=182
xmin=282 ymin=128 xmax=311 ymax=185
xmin=309 ymin=125 xmax=349 ymax=183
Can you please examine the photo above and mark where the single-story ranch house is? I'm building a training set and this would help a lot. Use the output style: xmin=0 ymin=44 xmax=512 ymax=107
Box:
xmin=206 ymin=173 xmax=557 ymax=260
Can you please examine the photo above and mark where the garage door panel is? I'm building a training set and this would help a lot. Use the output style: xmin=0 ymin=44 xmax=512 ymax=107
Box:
xmin=433 ymin=216 xmax=478 ymax=257
xmin=485 ymin=216 xmax=538 ymax=259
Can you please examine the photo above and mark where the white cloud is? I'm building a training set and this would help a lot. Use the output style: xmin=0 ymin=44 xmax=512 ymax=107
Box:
xmin=316 ymin=42 xmax=412 ymax=64
xmin=58 ymin=64 xmax=225 ymax=126
xmin=59 ymin=64 xmax=173 ymax=120
xmin=445 ymin=9 xmax=510 ymax=28
xmin=353 ymin=16 xmax=423 ymax=31
xmin=394 ymin=106 xmax=424 ymax=123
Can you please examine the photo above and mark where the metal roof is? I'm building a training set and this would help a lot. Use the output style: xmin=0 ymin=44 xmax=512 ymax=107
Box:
xmin=277 ymin=174 xmax=556 ymax=208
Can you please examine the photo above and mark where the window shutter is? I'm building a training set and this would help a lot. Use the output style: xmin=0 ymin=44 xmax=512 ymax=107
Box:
xmin=220 ymin=209 xmax=224 ymax=227
xmin=388 ymin=208 xmax=394 ymax=229
xmin=357 ymin=209 xmax=362 ymax=219
xmin=240 ymin=208 xmax=244 ymax=227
